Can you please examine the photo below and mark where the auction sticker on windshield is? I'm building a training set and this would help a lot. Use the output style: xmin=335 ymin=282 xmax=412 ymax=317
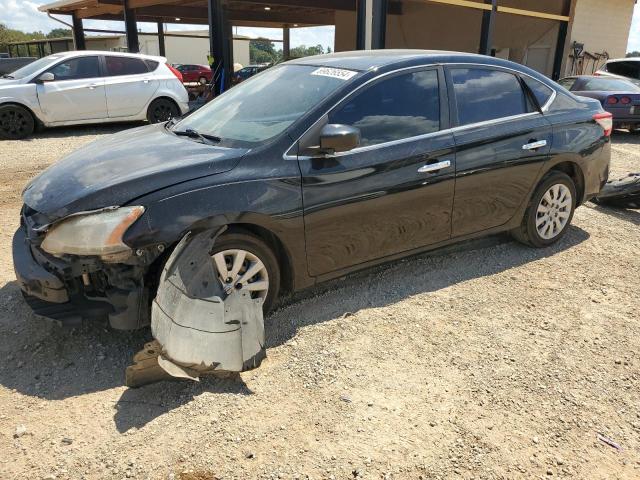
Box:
xmin=311 ymin=67 xmax=357 ymax=81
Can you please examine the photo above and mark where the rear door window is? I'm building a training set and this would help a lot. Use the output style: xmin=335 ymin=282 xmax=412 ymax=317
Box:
xmin=329 ymin=69 xmax=440 ymax=147
xmin=104 ymin=56 xmax=149 ymax=76
xmin=450 ymin=67 xmax=528 ymax=126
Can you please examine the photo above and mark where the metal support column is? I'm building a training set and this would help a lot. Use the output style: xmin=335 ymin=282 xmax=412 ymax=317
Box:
xmin=479 ymin=0 xmax=497 ymax=56
xmin=208 ymin=0 xmax=231 ymax=95
xmin=283 ymin=25 xmax=290 ymax=60
xmin=356 ymin=0 xmax=367 ymax=50
xmin=72 ymin=12 xmax=86 ymax=50
xmin=552 ymin=21 xmax=569 ymax=80
xmin=123 ymin=0 xmax=139 ymax=53
xmin=370 ymin=0 xmax=387 ymax=49
xmin=157 ymin=22 xmax=166 ymax=57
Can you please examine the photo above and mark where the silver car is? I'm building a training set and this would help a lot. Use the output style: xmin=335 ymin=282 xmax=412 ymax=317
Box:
xmin=0 ymin=50 xmax=189 ymax=139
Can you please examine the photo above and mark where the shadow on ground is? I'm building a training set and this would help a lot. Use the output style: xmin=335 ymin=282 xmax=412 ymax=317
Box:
xmin=0 ymin=226 xmax=590 ymax=429
xmin=589 ymin=203 xmax=640 ymax=225
xmin=26 ymin=122 xmax=142 ymax=141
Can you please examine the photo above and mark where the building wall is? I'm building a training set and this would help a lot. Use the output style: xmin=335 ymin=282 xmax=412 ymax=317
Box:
xmin=569 ymin=0 xmax=635 ymax=66
xmin=335 ymin=0 xmax=634 ymax=78
xmin=85 ymin=32 xmax=250 ymax=68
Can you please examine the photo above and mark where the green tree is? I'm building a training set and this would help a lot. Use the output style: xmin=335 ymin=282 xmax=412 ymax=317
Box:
xmin=289 ymin=44 xmax=325 ymax=59
xmin=47 ymin=28 xmax=72 ymax=39
xmin=249 ymin=38 xmax=282 ymax=64
xmin=0 ymin=23 xmax=46 ymax=54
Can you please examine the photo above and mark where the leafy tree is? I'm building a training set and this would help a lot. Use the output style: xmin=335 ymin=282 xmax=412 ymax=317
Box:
xmin=289 ymin=44 xmax=325 ymax=58
xmin=0 ymin=23 xmax=46 ymax=54
xmin=249 ymin=38 xmax=282 ymax=64
xmin=47 ymin=28 xmax=72 ymax=39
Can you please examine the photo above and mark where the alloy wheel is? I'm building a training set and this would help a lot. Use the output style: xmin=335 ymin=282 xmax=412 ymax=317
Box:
xmin=212 ymin=249 xmax=269 ymax=303
xmin=150 ymin=102 xmax=174 ymax=123
xmin=0 ymin=108 xmax=29 ymax=138
xmin=535 ymin=184 xmax=572 ymax=240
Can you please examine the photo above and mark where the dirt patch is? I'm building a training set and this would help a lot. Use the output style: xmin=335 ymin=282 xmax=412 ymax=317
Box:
xmin=0 ymin=129 xmax=638 ymax=480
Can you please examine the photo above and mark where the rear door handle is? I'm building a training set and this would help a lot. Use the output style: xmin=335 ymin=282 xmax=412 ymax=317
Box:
xmin=522 ymin=140 xmax=547 ymax=150
xmin=142 ymin=78 xmax=151 ymax=84
xmin=87 ymin=83 xmax=100 ymax=89
xmin=418 ymin=160 xmax=451 ymax=173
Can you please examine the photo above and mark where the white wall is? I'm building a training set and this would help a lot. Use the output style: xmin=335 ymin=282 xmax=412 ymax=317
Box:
xmin=86 ymin=32 xmax=250 ymax=68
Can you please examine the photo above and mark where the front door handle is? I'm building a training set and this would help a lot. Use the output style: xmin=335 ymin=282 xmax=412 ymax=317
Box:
xmin=522 ymin=140 xmax=547 ymax=150
xmin=86 ymin=83 xmax=100 ymax=89
xmin=142 ymin=78 xmax=151 ymax=84
xmin=418 ymin=160 xmax=451 ymax=174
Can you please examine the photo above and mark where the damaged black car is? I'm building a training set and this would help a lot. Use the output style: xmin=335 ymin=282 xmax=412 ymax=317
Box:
xmin=14 ymin=51 xmax=611 ymax=349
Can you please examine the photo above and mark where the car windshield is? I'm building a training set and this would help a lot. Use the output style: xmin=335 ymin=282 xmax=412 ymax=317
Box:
xmin=581 ymin=77 xmax=640 ymax=92
xmin=173 ymin=64 xmax=358 ymax=145
xmin=7 ymin=55 xmax=64 ymax=79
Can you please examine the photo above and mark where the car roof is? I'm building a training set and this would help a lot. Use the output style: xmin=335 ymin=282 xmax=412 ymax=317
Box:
xmin=606 ymin=57 xmax=640 ymax=63
xmin=285 ymin=49 xmax=550 ymax=81
xmin=46 ymin=50 xmax=166 ymax=63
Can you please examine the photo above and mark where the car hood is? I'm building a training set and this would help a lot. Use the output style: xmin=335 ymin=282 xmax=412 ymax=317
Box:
xmin=0 ymin=78 xmax=23 ymax=87
xmin=23 ymin=123 xmax=248 ymax=219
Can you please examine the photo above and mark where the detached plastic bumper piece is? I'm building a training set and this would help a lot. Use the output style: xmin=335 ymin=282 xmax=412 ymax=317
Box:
xmin=592 ymin=173 xmax=640 ymax=209
xmin=126 ymin=229 xmax=265 ymax=387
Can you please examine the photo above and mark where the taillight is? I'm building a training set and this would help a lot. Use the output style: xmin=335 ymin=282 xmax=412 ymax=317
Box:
xmin=606 ymin=96 xmax=618 ymax=105
xmin=593 ymin=112 xmax=613 ymax=137
xmin=167 ymin=64 xmax=183 ymax=83
xmin=620 ymin=96 xmax=631 ymax=105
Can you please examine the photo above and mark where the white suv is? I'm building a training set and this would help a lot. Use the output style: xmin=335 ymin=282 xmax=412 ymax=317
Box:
xmin=0 ymin=50 xmax=189 ymax=139
xmin=595 ymin=58 xmax=640 ymax=86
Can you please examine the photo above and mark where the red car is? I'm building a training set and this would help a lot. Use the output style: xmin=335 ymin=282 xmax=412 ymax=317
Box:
xmin=174 ymin=64 xmax=212 ymax=84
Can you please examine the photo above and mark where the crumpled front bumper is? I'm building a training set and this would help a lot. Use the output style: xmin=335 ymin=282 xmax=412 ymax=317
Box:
xmin=13 ymin=226 xmax=69 ymax=304
xmin=12 ymin=226 xmax=148 ymax=329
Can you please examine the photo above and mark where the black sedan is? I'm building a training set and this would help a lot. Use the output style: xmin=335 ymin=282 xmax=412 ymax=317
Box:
xmin=558 ymin=75 xmax=640 ymax=132
xmin=14 ymin=50 xmax=611 ymax=332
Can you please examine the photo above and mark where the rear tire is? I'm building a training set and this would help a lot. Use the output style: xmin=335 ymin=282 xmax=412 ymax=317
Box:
xmin=0 ymin=104 xmax=35 ymax=140
xmin=210 ymin=232 xmax=281 ymax=313
xmin=147 ymin=98 xmax=180 ymax=124
xmin=512 ymin=171 xmax=577 ymax=248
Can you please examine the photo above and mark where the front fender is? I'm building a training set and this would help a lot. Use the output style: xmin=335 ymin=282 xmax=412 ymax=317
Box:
xmin=0 ymin=85 xmax=43 ymax=122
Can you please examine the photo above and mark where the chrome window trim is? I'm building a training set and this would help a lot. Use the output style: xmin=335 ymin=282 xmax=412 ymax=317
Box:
xmin=283 ymin=61 xmax=557 ymax=161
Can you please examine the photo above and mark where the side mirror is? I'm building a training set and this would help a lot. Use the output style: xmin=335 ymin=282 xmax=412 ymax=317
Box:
xmin=36 ymin=72 xmax=55 ymax=83
xmin=319 ymin=124 xmax=360 ymax=154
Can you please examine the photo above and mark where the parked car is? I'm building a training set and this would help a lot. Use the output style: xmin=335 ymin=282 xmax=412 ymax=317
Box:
xmin=0 ymin=51 xmax=189 ymax=139
xmin=558 ymin=75 xmax=640 ymax=132
xmin=13 ymin=50 xmax=611 ymax=332
xmin=231 ymin=64 xmax=269 ymax=85
xmin=175 ymin=64 xmax=212 ymax=84
xmin=596 ymin=57 xmax=640 ymax=85
xmin=0 ymin=56 xmax=36 ymax=75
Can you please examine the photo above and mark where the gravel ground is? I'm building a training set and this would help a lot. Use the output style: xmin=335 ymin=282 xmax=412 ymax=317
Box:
xmin=0 ymin=125 xmax=639 ymax=480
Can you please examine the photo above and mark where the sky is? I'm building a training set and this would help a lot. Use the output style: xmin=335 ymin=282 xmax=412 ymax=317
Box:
xmin=1 ymin=0 xmax=639 ymax=53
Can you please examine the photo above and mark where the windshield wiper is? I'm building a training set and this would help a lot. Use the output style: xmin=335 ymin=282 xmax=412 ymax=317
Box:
xmin=173 ymin=128 xmax=221 ymax=145
xmin=1 ymin=74 xmax=14 ymax=79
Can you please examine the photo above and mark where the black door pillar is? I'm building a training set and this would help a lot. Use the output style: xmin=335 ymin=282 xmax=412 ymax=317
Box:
xmin=157 ymin=22 xmax=166 ymax=57
xmin=72 ymin=12 xmax=86 ymax=50
xmin=123 ymin=0 xmax=139 ymax=53
xmin=208 ymin=0 xmax=232 ymax=95
xmin=479 ymin=0 xmax=497 ymax=56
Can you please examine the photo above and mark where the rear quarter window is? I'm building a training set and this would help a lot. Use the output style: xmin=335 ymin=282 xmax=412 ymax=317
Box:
xmin=144 ymin=60 xmax=159 ymax=71
xmin=523 ymin=76 xmax=554 ymax=108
